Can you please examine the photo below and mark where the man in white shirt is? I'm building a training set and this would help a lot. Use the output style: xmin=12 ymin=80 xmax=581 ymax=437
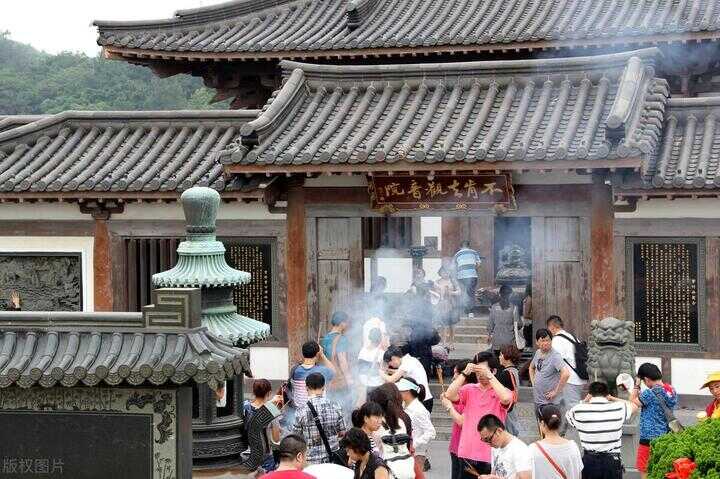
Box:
xmin=566 ymin=381 xmax=638 ymax=479
xmin=546 ymin=315 xmax=587 ymax=411
xmin=381 ymin=346 xmax=434 ymax=411
xmin=477 ymin=414 xmax=531 ymax=479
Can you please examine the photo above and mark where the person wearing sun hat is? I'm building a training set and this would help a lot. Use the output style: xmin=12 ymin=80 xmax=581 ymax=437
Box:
xmin=702 ymin=371 xmax=720 ymax=420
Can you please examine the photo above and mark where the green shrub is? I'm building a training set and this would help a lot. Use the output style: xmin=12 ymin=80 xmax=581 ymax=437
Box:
xmin=648 ymin=420 xmax=720 ymax=479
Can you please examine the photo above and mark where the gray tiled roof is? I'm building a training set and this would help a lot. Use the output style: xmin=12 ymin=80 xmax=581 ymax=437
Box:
xmin=0 ymin=116 xmax=48 ymax=134
xmin=0 ymin=311 xmax=250 ymax=389
xmin=94 ymin=0 xmax=720 ymax=58
xmin=0 ymin=110 xmax=258 ymax=194
xmin=642 ymin=97 xmax=720 ymax=189
xmin=220 ymin=49 xmax=669 ymax=168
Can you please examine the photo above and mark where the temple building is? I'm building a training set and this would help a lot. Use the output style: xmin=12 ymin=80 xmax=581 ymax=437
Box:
xmin=1 ymin=0 xmax=720 ymax=404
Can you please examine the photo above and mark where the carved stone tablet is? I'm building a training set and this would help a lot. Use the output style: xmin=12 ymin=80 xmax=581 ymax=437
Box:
xmin=0 ymin=254 xmax=82 ymax=311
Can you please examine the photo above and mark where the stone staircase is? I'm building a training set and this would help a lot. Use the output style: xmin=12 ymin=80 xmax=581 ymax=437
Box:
xmin=453 ymin=315 xmax=489 ymax=346
xmin=430 ymin=380 xmax=540 ymax=442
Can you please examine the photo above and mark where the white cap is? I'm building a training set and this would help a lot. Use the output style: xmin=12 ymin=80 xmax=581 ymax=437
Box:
xmin=396 ymin=378 xmax=420 ymax=393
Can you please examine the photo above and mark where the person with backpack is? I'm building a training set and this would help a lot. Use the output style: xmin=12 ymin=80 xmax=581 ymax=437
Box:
xmin=367 ymin=383 xmax=416 ymax=479
xmin=631 ymin=363 xmax=679 ymax=479
xmin=546 ymin=316 xmax=588 ymax=412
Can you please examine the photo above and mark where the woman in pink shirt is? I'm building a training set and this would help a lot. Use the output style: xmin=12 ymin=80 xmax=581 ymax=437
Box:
xmin=442 ymin=360 xmax=476 ymax=479
xmin=444 ymin=351 xmax=513 ymax=479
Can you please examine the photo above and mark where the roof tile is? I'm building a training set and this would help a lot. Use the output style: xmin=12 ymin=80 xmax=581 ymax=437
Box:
xmin=0 ymin=110 xmax=258 ymax=194
xmin=95 ymin=0 xmax=720 ymax=58
xmin=221 ymin=49 xmax=669 ymax=168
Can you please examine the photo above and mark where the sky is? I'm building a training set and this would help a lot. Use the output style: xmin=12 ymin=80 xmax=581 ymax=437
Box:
xmin=1 ymin=0 xmax=217 ymax=56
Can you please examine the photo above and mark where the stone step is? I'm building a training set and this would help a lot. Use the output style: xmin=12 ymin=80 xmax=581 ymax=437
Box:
xmin=455 ymin=333 xmax=489 ymax=344
xmin=456 ymin=316 xmax=489 ymax=325
xmin=430 ymin=414 xmax=456 ymax=429
xmin=454 ymin=325 xmax=489 ymax=335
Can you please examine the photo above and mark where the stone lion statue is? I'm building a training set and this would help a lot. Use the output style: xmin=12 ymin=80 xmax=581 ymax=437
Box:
xmin=587 ymin=317 xmax=635 ymax=395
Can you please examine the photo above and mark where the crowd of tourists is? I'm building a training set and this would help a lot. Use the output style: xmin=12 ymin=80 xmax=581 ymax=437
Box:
xmin=241 ymin=243 xmax=720 ymax=479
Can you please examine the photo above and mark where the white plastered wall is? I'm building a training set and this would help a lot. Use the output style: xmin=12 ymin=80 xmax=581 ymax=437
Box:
xmin=671 ymin=358 xmax=720 ymax=396
xmin=616 ymin=198 xmax=720 ymax=219
xmin=249 ymin=346 xmax=289 ymax=380
xmin=0 ymin=236 xmax=94 ymax=311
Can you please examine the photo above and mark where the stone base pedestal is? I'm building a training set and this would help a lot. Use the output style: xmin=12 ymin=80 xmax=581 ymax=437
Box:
xmin=621 ymin=420 xmax=640 ymax=479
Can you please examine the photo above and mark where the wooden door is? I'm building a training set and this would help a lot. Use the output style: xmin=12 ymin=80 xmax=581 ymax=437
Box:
xmin=532 ymin=217 xmax=590 ymax=339
xmin=307 ymin=217 xmax=363 ymax=340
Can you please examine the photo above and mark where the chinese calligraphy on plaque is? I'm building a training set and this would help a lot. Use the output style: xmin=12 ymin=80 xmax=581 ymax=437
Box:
xmin=369 ymin=174 xmax=515 ymax=212
xmin=632 ymin=240 xmax=701 ymax=344
xmin=227 ymin=243 xmax=273 ymax=329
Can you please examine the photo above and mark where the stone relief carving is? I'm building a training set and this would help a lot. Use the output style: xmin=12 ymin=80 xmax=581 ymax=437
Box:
xmin=126 ymin=391 xmax=176 ymax=445
xmin=0 ymin=254 xmax=82 ymax=311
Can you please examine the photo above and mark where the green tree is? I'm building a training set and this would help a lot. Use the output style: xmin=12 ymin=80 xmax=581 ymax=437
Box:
xmin=0 ymin=33 xmax=229 ymax=115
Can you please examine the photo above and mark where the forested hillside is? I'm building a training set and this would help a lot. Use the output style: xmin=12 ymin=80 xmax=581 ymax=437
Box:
xmin=0 ymin=32 xmax=228 ymax=115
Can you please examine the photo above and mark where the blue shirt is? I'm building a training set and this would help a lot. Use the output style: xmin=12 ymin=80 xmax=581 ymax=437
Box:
xmin=320 ymin=331 xmax=349 ymax=359
xmin=291 ymin=364 xmax=335 ymax=406
xmin=454 ymin=248 xmax=481 ymax=279
xmin=639 ymin=384 xmax=678 ymax=440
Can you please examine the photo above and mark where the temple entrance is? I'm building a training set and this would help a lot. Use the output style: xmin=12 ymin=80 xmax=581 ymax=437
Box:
xmin=307 ymin=214 xmax=534 ymax=353
xmin=306 ymin=210 xmax=590 ymax=351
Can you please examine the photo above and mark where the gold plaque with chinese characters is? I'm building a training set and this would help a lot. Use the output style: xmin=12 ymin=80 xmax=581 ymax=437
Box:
xmin=368 ymin=174 xmax=516 ymax=212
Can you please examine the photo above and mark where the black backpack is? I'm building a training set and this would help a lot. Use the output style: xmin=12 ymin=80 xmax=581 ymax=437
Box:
xmin=556 ymin=333 xmax=589 ymax=380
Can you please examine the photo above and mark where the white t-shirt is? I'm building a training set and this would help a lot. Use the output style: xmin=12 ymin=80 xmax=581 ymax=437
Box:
xmin=358 ymin=346 xmax=384 ymax=387
xmin=362 ymin=317 xmax=387 ymax=349
xmin=530 ymin=440 xmax=583 ymax=479
xmin=551 ymin=331 xmax=587 ymax=386
xmin=304 ymin=463 xmax=354 ymax=479
xmin=399 ymin=354 xmax=433 ymax=400
xmin=491 ymin=436 xmax=532 ymax=479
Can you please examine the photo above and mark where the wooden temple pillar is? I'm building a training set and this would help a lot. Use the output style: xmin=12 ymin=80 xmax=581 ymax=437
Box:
xmin=590 ymin=173 xmax=615 ymax=321
xmin=286 ymin=180 xmax=307 ymax=364
xmin=441 ymin=218 xmax=463 ymax=258
xmin=80 ymin=200 xmax=124 ymax=312
xmin=93 ymin=217 xmax=113 ymax=311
